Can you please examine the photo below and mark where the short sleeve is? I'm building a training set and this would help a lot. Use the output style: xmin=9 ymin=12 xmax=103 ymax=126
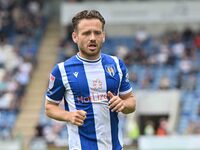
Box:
xmin=119 ymin=59 xmax=132 ymax=95
xmin=46 ymin=64 xmax=65 ymax=103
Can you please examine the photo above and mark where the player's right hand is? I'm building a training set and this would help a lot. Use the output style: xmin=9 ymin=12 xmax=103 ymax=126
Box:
xmin=68 ymin=110 xmax=87 ymax=126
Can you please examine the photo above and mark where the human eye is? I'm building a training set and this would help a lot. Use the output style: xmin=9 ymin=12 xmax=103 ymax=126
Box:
xmin=82 ymin=31 xmax=90 ymax=36
xmin=95 ymin=31 xmax=102 ymax=35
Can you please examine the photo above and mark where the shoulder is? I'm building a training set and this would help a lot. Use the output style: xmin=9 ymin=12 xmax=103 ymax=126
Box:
xmin=51 ymin=56 xmax=77 ymax=75
xmin=101 ymin=53 xmax=119 ymax=62
xmin=101 ymin=53 xmax=126 ymax=66
xmin=63 ymin=55 xmax=78 ymax=65
xmin=57 ymin=55 xmax=83 ymax=68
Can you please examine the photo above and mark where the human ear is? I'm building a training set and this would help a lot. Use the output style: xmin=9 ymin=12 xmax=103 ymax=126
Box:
xmin=103 ymin=37 xmax=105 ymax=43
xmin=72 ymin=32 xmax=77 ymax=43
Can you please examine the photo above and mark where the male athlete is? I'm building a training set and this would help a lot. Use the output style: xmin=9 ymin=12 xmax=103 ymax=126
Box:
xmin=45 ymin=10 xmax=136 ymax=150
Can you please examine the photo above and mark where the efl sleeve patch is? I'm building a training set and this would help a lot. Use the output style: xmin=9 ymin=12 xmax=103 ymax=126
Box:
xmin=48 ymin=73 xmax=55 ymax=90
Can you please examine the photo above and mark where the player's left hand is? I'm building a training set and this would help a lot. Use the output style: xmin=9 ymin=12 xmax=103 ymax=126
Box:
xmin=107 ymin=91 xmax=125 ymax=112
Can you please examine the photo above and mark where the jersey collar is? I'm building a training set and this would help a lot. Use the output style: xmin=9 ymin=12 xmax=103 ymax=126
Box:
xmin=76 ymin=53 xmax=101 ymax=63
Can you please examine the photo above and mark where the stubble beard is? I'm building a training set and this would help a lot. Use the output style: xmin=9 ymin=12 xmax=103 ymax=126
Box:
xmin=79 ymin=44 xmax=102 ymax=60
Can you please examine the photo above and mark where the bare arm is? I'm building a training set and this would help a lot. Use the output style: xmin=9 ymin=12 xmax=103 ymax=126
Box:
xmin=120 ymin=92 xmax=136 ymax=114
xmin=108 ymin=91 xmax=136 ymax=114
xmin=45 ymin=100 xmax=87 ymax=126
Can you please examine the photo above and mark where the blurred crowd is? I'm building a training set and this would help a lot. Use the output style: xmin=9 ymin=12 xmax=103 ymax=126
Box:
xmin=0 ymin=0 xmax=47 ymax=139
xmin=123 ymin=27 xmax=200 ymax=91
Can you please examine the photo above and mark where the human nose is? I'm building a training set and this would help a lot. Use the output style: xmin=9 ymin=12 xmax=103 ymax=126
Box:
xmin=90 ymin=33 xmax=96 ymax=41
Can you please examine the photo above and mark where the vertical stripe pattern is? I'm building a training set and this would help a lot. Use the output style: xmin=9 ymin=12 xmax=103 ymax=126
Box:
xmin=110 ymin=56 xmax=124 ymax=147
xmin=83 ymin=61 xmax=112 ymax=150
xmin=102 ymin=55 xmax=122 ymax=150
xmin=49 ymin=54 xmax=130 ymax=150
xmin=64 ymin=60 xmax=98 ymax=150
xmin=58 ymin=62 xmax=82 ymax=150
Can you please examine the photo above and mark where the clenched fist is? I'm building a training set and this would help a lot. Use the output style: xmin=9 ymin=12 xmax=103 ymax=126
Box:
xmin=68 ymin=110 xmax=87 ymax=126
xmin=107 ymin=91 xmax=125 ymax=113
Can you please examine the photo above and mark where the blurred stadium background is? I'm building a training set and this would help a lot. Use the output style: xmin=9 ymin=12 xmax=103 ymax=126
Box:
xmin=1 ymin=0 xmax=200 ymax=150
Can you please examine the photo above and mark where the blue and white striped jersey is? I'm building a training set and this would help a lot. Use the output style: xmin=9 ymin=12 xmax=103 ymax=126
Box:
xmin=46 ymin=53 xmax=132 ymax=150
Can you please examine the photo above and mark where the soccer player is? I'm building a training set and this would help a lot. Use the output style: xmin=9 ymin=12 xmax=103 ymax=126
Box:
xmin=45 ymin=10 xmax=136 ymax=150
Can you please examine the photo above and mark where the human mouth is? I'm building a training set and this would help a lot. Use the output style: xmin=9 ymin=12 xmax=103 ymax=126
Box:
xmin=88 ymin=43 xmax=97 ymax=50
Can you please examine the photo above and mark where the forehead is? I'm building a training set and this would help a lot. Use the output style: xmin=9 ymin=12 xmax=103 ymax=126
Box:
xmin=76 ymin=19 xmax=103 ymax=31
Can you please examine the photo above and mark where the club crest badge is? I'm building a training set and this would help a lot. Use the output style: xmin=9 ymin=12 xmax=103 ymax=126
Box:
xmin=48 ymin=74 xmax=55 ymax=90
xmin=105 ymin=65 xmax=116 ymax=77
